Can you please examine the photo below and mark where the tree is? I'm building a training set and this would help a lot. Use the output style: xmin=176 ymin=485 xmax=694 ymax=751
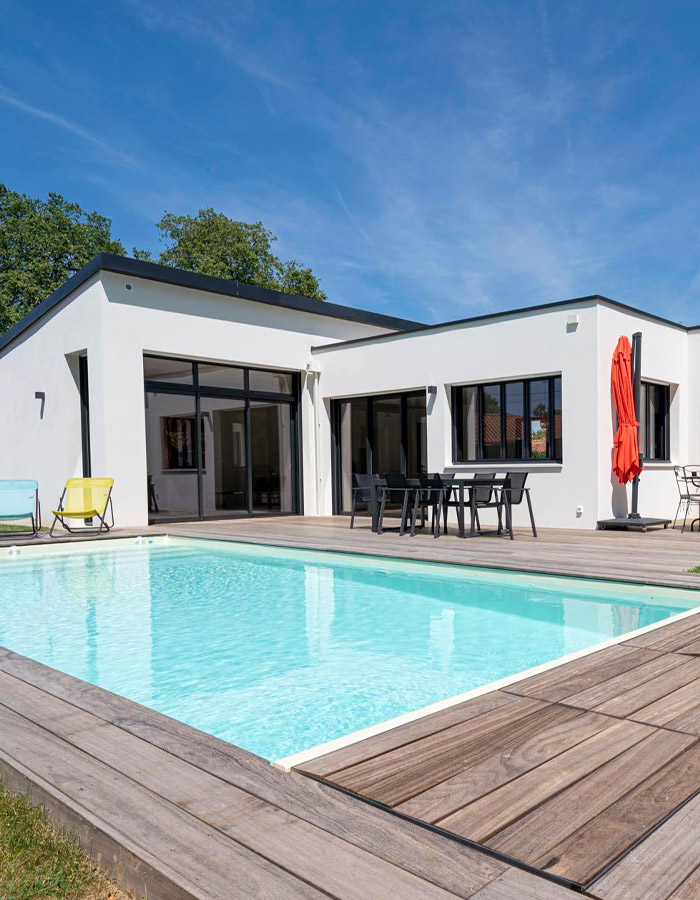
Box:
xmin=152 ymin=208 xmax=326 ymax=301
xmin=0 ymin=183 xmax=125 ymax=332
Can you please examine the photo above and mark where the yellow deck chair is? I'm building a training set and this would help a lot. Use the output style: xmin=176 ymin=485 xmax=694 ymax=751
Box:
xmin=50 ymin=478 xmax=114 ymax=537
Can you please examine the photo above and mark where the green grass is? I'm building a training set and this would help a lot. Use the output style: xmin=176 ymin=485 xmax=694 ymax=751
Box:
xmin=688 ymin=565 xmax=700 ymax=574
xmin=0 ymin=782 xmax=122 ymax=900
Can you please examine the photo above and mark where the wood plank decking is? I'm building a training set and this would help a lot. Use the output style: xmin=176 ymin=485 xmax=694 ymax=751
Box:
xmin=296 ymin=612 xmax=700 ymax=899
xmin=0 ymin=646 xmax=577 ymax=900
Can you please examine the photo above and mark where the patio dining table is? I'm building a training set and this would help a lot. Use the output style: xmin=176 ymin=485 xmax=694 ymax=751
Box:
xmin=366 ymin=475 xmax=515 ymax=539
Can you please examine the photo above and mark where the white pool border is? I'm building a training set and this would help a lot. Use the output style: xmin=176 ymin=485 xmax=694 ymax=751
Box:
xmin=274 ymin=602 xmax=700 ymax=771
xmin=2 ymin=531 xmax=699 ymax=775
xmin=0 ymin=534 xmax=171 ymax=559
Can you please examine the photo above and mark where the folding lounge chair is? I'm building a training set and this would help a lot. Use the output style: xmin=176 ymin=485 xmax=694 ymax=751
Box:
xmin=50 ymin=477 xmax=114 ymax=537
xmin=0 ymin=479 xmax=41 ymax=538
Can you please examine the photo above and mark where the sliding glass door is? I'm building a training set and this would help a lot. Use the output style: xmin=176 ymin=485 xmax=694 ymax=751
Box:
xmin=144 ymin=356 xmax=300 ymax=523
xmin=333 ymin=391 xmax=427 ymax=514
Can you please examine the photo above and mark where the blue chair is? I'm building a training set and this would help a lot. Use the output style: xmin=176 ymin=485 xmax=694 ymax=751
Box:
xmin=0 ymin=480 xmax=41 ymax=538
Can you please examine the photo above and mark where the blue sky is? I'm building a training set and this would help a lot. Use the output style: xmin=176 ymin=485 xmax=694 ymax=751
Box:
xmin=1 ymin=0 xmax=699 ymax=324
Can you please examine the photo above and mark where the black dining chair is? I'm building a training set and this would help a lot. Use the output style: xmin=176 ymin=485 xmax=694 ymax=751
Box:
xmin=500 ymin=472 xmax=537 ymax=539
xmin=429 ymin=474 xmax=460 ymax=537
xmin=465 ymin=472 xmax=499 ymax=535
xmin=410 ymin=473 xmax=442 ymax=537
xmin=377 ymin=474 xmax=415 ymax=535
xmin=350 ymin=473 xmax=384 ymax=528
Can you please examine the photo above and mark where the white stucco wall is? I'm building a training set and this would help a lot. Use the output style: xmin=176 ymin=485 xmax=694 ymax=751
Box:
xmin=313 ymin=300 xmax=695 ymax=530
xmin=0 ymin=270 xmax=395 ymax=527
xmin=1 ymin=267 xmax=697 ymax=533
xmin=313 ymin=301 xmax=600 ymax=529
xmin=0 ymin=276 xmax=106 ymax=523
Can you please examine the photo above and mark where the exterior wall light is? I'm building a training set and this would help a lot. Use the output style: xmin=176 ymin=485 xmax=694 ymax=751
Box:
xmin=35 ymin=391 xmax=45 ymax=418
xmin=427 ymin=385 xmax=438 ymax=395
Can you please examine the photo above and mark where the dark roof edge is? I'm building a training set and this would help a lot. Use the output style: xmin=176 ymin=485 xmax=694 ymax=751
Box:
xmin=310 ymin=294 xmax=694 ymax=353
xmin=0 ymin=253 xmax=424 ymax=355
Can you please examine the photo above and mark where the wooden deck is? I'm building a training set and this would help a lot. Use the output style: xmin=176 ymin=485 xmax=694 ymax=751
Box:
xmin=0 ymin=646 xmax=580 ymax=900
xmin=4 ymin=516 xmax=700 ymax=898
xmin=296 ymin=613 xmax=700 ymax=898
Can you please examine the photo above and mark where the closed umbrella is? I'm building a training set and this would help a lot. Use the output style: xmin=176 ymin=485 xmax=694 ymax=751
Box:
xmin=598 ymin=332 xmax=670 ymax=530
xmin=612 ymin=335 xmax=643 ymax=484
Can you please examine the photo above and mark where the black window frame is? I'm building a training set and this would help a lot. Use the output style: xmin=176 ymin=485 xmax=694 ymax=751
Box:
xmin=640 ymin=381 xmax=671 ymax=462
xmin=143 ymin=354 xmax=302 ymax=522
xmin=452 ymin=375 xmax=563 ymax=463
xmin=330 ymin=390 xmax=427 ymax=514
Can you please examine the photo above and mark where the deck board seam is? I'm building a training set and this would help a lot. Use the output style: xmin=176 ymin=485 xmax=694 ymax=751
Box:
xmin=297 ymin=768 xmax=587 ymax=896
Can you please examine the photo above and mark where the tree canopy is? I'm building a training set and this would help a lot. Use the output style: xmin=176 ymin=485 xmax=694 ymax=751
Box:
xmin=150 ymin=208 xmax=326 ymax=301
xmin=0 ymin=183 xmax=125 ymax=332
xmin=0 ymin=186 xmax=326 ymax=333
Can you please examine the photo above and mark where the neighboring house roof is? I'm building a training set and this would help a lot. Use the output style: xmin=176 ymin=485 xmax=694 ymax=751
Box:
xmin=0 ymin=253 xmax=425 ymax=354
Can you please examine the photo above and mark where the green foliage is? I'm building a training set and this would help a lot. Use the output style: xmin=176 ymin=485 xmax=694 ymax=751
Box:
xmin=0 ymin=782 xmax=110 ymax=899
xmin=0 ymin=187 xmax=327 ymax=334
xmin=0 ymin=183 xmax=125 ymax=332
xmin=153 ymin=208 xmax=326 ymax=300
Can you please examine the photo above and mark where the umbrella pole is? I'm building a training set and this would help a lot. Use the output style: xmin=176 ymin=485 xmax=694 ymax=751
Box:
xmin=629 ymin=331 xmax=642 ymax=519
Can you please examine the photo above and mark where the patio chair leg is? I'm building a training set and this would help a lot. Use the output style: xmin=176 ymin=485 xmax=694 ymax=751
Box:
xmin=434 ymin=491 xmax=443 ymax=538
xmin=496 ymin=504 xmax=502 ymax=534
xmin=682 ymin=500 xmax=690 ymax=534
xmin=399 ymin=492 xmax=409 ymax=536
xmin=410 ymin=491 xmax=420 ymax=537
xmin=504 ymin=496 xmax=514 ymax=540
xmin=377 ymin=490 xmax=387 ymax=535
xmin=526 ymin=490 xmax=537 ymax=537
xmin=475 ymin=509 xmax=481 ymax=534
xmin=673 ymin=499 xmax=682 ymax=529
xmin=350 ymin=490 xmax=357 ymax=529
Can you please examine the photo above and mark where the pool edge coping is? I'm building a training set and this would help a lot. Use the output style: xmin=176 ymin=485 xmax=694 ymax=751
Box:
xmin=274 ymin=604 xmax=700 ymax=771
xmin=3 ymin=529 xmax=699 ymax=774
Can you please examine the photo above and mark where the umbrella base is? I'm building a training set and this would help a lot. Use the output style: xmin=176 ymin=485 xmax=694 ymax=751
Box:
xmin=596 ymin=516 xmax=671 ymax=532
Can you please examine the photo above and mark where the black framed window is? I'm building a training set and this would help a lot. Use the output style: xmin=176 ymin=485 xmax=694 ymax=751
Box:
xmin=143 ymin=355 xmax=301 ymax=522
xmin=640 ymin=382 xmax=670 ymax=461
xmin=453 ymin=376 xmax=562 ymax=462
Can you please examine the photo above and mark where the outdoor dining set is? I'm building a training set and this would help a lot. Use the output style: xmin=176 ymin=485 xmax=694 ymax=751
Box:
xmin=350 ymin=472 xmax=537 ymax=540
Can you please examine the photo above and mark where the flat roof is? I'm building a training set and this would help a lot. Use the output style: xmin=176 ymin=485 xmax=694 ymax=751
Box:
xmin=311 ymin=293 xmax=696 ymax=353
xmin=0 ymin=253 xmax=425 ymax=354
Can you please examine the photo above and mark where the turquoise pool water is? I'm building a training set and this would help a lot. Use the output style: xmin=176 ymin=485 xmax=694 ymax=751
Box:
xmin=1 ymin=537 xmax=698 ymax=761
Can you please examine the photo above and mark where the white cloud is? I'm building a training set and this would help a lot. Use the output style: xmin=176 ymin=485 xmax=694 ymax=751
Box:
xmin=0 ymin=85 xmax=138 ymax=167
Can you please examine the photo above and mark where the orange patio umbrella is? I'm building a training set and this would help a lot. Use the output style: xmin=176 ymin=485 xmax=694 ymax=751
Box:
xmin=611 ymin=335 xmax=643 ymax=484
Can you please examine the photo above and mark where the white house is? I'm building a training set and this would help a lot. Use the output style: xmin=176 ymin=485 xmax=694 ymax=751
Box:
xmin=0 ymin=254 xmax=694 ymax=531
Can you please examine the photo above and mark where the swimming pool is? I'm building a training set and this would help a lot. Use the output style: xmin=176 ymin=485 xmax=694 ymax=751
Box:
xmin=1 ymin=537 xmax=698 ymax=761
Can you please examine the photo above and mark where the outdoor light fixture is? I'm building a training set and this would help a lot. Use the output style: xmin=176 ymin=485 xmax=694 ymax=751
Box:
xmin=566 ymin=314 xmax=580 ymax=331
xmin=34 ymin=391 xmax=45 ymax=418
xmin=427 ymin=385 xmax=437 ymax=395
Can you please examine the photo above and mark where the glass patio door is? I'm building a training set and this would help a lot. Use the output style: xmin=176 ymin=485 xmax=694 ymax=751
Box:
xmin=334 ymin=391 xmax=427 ymax=514
xmin=250 ymin=400 xmax=294 ymax=513
xmin=144 ymin=356 xmax=299 ymax=523
xmin=200 ymin=396 xmax=248 ymax=516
